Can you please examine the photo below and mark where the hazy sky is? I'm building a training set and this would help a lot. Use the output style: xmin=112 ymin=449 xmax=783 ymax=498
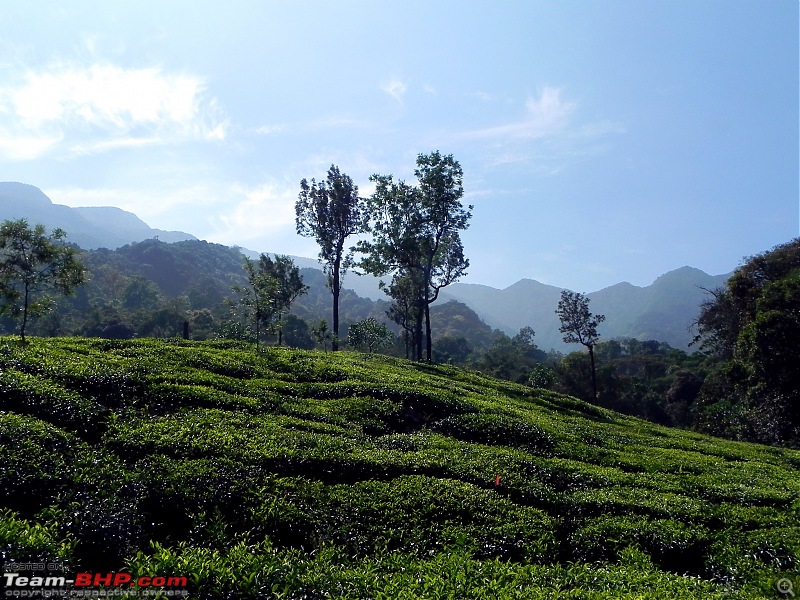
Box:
xmin=0 ymin=1 xmax=797 ymax=291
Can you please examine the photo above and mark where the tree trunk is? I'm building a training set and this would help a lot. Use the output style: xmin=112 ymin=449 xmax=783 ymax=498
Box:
xmin=332 ymin=258 xmax=340 ymax=351
xmin=20 ymin=282 xmax=30 ymax=344
xmin=425 ymin=301 xmax=432 ymax=363
xmin=589 ymin=344 xmax=598 ymax=401
xmin=415 ymin=296 xmax=424 ymax=361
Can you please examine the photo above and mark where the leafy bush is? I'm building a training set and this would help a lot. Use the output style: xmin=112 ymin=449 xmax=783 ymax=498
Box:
xmin=0 ymin=336 xmax=797 ymax=598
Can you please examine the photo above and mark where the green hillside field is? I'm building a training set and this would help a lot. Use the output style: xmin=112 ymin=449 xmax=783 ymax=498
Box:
xmin=1 ymin=337 xmax=798 ymax=599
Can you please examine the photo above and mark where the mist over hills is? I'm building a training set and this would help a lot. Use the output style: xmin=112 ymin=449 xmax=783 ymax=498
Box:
xmin=1 ymin=182 xmax=730 ymax=350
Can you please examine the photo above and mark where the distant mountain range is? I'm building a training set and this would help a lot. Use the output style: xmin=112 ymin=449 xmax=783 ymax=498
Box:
xmin=0 ymin=182 xmax=196 ymax=248
xmin=441 ymin=267 xmax=730 ymax=351
xmin=1 ymin=182 xmax=731 ymax=350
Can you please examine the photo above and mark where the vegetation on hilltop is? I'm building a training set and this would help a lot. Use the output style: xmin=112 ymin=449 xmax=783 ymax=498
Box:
xmin=0 ymin=208 xmax=797 ymax=448
xmin=1 ymin=337 xmax=798 ymax=598
xmin=0 ymin=219 xmax=86 ymax=342
xmin=693 ymin=238 xmax=800 ymax=446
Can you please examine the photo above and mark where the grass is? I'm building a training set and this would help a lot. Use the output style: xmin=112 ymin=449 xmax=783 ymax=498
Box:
xmin=0 ymin=336 xmax=798 ymax=599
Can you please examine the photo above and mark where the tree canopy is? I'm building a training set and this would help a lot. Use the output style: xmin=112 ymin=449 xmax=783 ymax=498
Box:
xmin=233 ymin=254 xmax=307 ymax=348
xmin=297 ymin=165 xmax=367 ymax=350
xmin=556 ymin=290 xmax=605 ymax=400
xmin=0 ymin=219 xmax=86 ymax=343
xmin=359 ymin=151 xmax=472 ymax=361
xmin=695 ymin=238 xmax=800 ymax=445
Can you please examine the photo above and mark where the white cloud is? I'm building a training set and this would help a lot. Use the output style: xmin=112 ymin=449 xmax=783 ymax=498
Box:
xmin=254 ymin=124 xmax=287 ymax=135
xmin=211 ymin=181 xmax=298 ymax=243
xmin=0 ymin=62 xmax=228 ymax=160
xmin=465 ymin=87 xmax=575 ymax=141
xmin=381 ymin=78 xmax=407 ymax=104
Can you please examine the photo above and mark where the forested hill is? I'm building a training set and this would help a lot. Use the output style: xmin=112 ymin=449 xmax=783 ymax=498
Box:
xmin=3 ymin=238 xmax=502 ymax=353
xmin=1 ymin=182 xmax=731 ymax=350
xmin=443 ymin=266 xmax=730 ymax=350
xmin=2 ymin=234 xmax=728 ymax=353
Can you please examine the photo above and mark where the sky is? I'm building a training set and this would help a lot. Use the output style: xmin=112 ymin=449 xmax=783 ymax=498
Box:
xmin=0 ymin=1 xmax=797 ymax=292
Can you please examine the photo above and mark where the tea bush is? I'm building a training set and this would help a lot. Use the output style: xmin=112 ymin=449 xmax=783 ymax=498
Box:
xmin=0 ymin=336 xmax=798 ymax=598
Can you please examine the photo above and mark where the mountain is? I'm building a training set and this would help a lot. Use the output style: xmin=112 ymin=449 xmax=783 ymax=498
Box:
xmin=70 ymin=239 xmax=496 ymax=350
xmin=0 ymin=182 xmax=196 ymax=248
xmin=239 ymin=247 xmax=385 ymax=301
xmin=2 ymin=181 xmax=731 ymax=351
xmin=443 ymin=267 xmax=730 ymax=351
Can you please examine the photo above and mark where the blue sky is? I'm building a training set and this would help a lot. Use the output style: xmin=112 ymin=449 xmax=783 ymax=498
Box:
xmin=0 ymin=1 xmax=797 ymax=292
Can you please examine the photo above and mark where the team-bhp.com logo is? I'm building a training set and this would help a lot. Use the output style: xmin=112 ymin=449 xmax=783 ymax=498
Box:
xmin=3 ymin=567 xmax=189 ymax=597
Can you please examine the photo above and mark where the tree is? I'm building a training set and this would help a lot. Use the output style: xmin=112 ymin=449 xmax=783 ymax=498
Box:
xmin=694 ymin=239 xmax=800 ymax=445
xmin=0 ymin=219 xmax=86 ymax=343
xmin=312 ymin=319 xmax=331 ymax=351
xmin=297 ymin=166 xmax=367 ymax=351
xmin=472 ymin=327 xmax=547 ymax=384
xmin=359 ymin=151 xmax=471 ymax=361
xmin=384 ymin=271 xmax=422 ymax=359
xmin=556 ymin=290 xmax=605 ymax=401
xmin=347 ymin=317 xmax=394 ymax=354
xmin=282 ymin=314 xmax=315 ymax=349
xmin=233 ymin=254 xmax=307 ymax=348
xmin=264 ymin=254 xmax=308 ymax=346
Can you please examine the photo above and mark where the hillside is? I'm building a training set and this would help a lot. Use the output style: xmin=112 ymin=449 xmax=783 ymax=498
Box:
xmin=1 ymin=337 xmax=797 ymax=598
xmin=0 ymin=182 xmax=196 ymax=248
xmin=444 ymin=267 xmax=731 ymax=350
xmin=2 ymin=183 xmax=733 ymax=350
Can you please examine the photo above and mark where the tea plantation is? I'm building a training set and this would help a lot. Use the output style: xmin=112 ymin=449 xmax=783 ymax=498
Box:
xmin=1 ymin=337 xmax=798 ymax=598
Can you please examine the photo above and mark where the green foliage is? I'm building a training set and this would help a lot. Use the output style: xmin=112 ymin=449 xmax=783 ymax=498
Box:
xmin=0 ymin=336 xmax=798 ymax=598
xmin=347 ymin=317 xmax=394 ymax=354
xmin=553 ymin=338 xmax=717 ymax=430
xmin=297 ymin=165 xmax=367 ymax=350
xmin=0 ymin=219 xmax=86 ymax=342
xmin=695 ymin=238 xmax=800 ymax=445
xmin=359 ymin=151 xmax=472 ymax=361
xmin=0 ymin=509 xmax=77 ymax=564
xmin=472 ymin=327 xmax=547 ymax=384
xmin=233 ymin=254 xmax=308 ymax=348
xmin=556 ymin=290 xmax=605 ymax=348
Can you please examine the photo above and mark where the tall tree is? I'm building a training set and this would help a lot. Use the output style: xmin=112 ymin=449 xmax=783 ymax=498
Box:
xmin=360 ymin=151 xmax=472 ymax=361
xmin=0 ymin=219 xmax=86 ymax=343
xmin=556 ymin=290 xmax=605 ymax=401
xmin=297 ymin=165 xmax=367 ymax=350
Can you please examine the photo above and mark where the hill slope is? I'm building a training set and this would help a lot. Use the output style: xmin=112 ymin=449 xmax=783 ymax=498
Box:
xmin=0 ymin=182 xmax=195 ymax=248
xmin=444 ymin=267 xmax=731 ymax=350
xmin=2 ymin=182 xmax=731 ymax=350
xmin=1 ymin=338 xmax=797 ymax=598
